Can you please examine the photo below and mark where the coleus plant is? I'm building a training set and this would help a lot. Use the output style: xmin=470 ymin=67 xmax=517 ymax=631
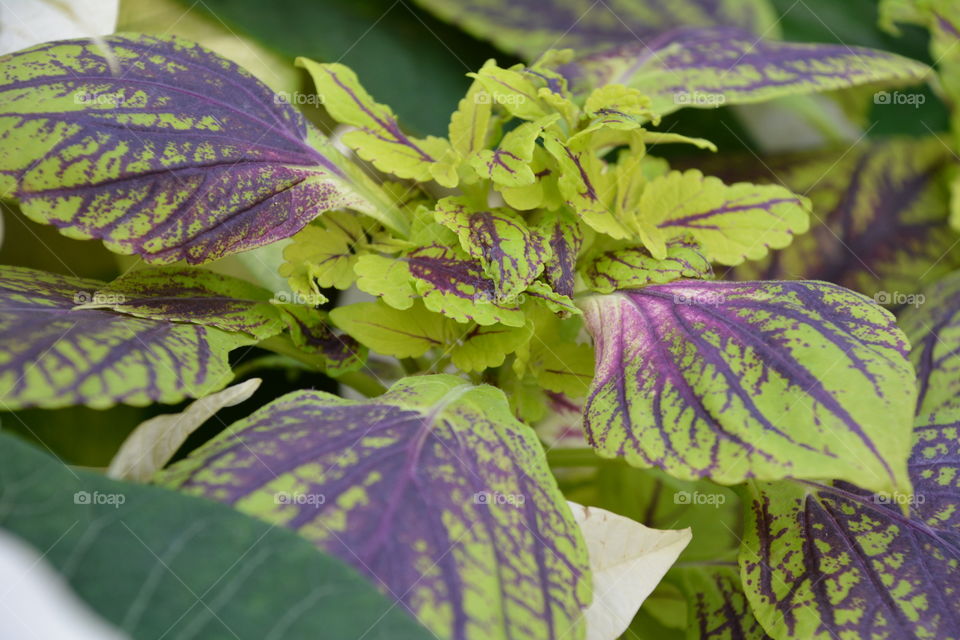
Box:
xmin=0 ymin=0 xmax=959 ymax=638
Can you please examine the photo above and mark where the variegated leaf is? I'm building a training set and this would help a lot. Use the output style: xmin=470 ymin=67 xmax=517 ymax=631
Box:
xmin=159 ymin=375 xmax=592 ymax=640
xmin=637 ymin=170 xmax=811 ymax=266
xmin=741 ymin=414 xmax=960 ymax=640
xmin=0 ymin=266 xmax=256 ymax=409
xmin=564 ymin=28 xmax=931 ymax=116
xmin=0 ymin=35 xmax=374 ymax=263
xmin=410 ymin=0 xmax=777 ymax=60
xmin=714 ymin=138 xmax=960 ymax=298
xmin=80 ymin=267 xmax=284 ymax=339
xmin=580 ymin=280 xmax=916 ymax=494
xmin=585 ymin=243 xmax=712 ymax=294
xmin=435 ymin=197 xmax=550 ymax=300
xmin=297 ymin=59 xmax=455 ymax=186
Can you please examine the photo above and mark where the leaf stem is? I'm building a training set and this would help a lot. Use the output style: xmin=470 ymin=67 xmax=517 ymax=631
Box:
xmin=545 ymin=447 xmax=604 ymax=467
xmin=335 ymin=371 xmax=388 ymax=397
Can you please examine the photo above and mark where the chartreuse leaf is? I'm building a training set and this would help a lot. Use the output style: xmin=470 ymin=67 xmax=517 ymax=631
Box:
xmin=638 ymin=170 xmax=811 ymax=266
xmin=410 ymin=0 xmax=777 ymax=60
xmin=675 ymin=565 xmax=771 ymax=640
xmin=435 ymin=197 xmax=550 ymax=300
xmin=331 ymin=300 xmax=449 ymax=359
xmin=449 ymin=321 xmax=535 ymax=372
xmin=0 ymin=34 xmax=377 ymax=264
xmin=354 ymin=254 xmax=418 ymax=310
xmin=280 ymin=211 xmax=378 ymax=295
xmin=499 ymin=146 xmax=564 ymax=211
xmin=580 ymin=280 xmax=916 ymax=494
xmin=331 ymin=300 xmax=532 ymax=372
xmin=469 ymin=62 xmax=552 ymax=121
xmin=159 ymin=375 xmax=592 ymax=640
xmin=585 ymin=242 xmax=713 ymax=294
xmin=583 ymin=84 xmax=658 ymax=126
xmin=516 ymin=309 xmax=594 ymax=398
xmin=78 ymin=266 xmax=284 ymax=339
xmin=722 ymin=138 xmax=960 ymax=297
xmin=741 ymin=409 xmax=960 ymax=640
xmin=569 ymin=27 xmax=931 ymax=116
xmin=297 ymin=59 xmax=456 ymax=186
xmin=0 ymin=266 xmax=257 ymax=409
xmin=407 ymin=244 xmax=527 ymax=327
xmin=449 ymin=79 xmax=493 ymax=160
xmin=471 ymin=115 xmax=559 ymax=187
xmin=542 ymin=133 xmax=630 ymax=239
xmin=277 ymin=304 xmax=367 ymax=375
xmin=727 ymin=267 xmax=960 ymax=639
xmin=0 ymin=433 xmax=432 ymax=640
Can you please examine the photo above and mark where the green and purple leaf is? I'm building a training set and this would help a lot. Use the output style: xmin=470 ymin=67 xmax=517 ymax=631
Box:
xmin=539 ymin=212 xmax=582 ymax=299
xmin=0 ymin=34 xmax=373 ymax=263
xmin=580 ymin=280 xmax=916 ymax=494
xmin=638 ymin=169 xmax=811 ymax=266
xmin=741 ymin=418 xmax=960 ymax=640
xmin=585 ymin=242 xmax=713 ymax=294
xmin=0 ymin=266 xmax=256 ymax=409
xmin=159 ymin=375 xmax=592 ymax=640
xmin=407 ymin=244 xmax=527 ymax=326
xmin=716 ymin=138 xmax=960 ymax=299
xmin=297 ymin=59 xmax=456 ymax=186
xmin=278 ymin=304 xmax=367 ymax=376
xmin=79 ymin=267 xmax=284 ymax=339
xmin=563 ymin=27 xmax=931 ymax=116
xmin=676 ymin=565 xmax=772 ymax=640
xmin=900 ymin=270 xmax=960 ymax=422
xmin=435 ymin=197 xmax=550 ymax=300
xmin=411 ymin=0 xmax=777 ymax=60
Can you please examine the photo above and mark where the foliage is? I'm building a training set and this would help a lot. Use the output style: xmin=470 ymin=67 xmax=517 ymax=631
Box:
xmin=0 ymin=0 xmax=958 ymax=638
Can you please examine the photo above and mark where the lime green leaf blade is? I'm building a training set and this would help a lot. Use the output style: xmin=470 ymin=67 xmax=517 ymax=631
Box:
xmin=585 ymin=242 xmax=713 ymax=294
xmin=641 ymin=170 xmax=811 ymax=266
xmin=569 ymin=28 xmax=931 ymax=116
xmin=0 ymin=266 xmax=256 ymax=409
xmin=0 ymin=35 xmax=372 ymax=264
xmin=297 ymin=59 xmax=453 ymax=184
xmin=159 ymin=375 xmax=592 ymax=640
xmin=435 ymin=197 xmax=550 ymax=300
xmin=581 ymin=280 xmax=916 ymax=494
xmin=79 ymin=266 xmax=284 ymax=340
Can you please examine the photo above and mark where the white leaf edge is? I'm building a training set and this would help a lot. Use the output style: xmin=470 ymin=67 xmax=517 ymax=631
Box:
xmin=107 ymin=378 xmax=261 ymax=482
xmin=0 ymin=529 xmax=128 ymax=639
xmin=0 ymin=0 xmax=119 ymax=55
xmin=569 ymin=501 xmax=691 ymax=640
